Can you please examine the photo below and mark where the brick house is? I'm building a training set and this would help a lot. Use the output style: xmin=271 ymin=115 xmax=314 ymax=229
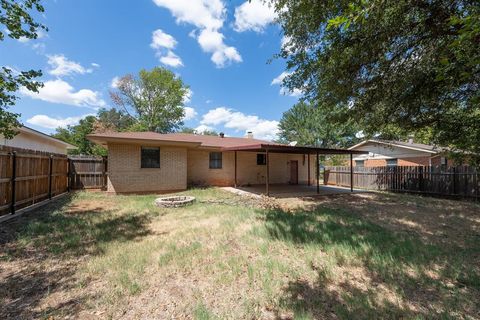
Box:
xmin=348 ymin=139 xmax=449 ymax=167
xmin=88 ymin=132 xmax=365 ymax=194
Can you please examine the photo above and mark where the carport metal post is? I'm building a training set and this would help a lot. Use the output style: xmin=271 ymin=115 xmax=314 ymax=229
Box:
xmin=316 ymin=151 xmax=319 ymax=194
xmin=265 ymin=147 xmax=270 ymax=196
xmin=234 ymin=151 xmax=237 ymax=188
xmin=307 ymin=154 xmax=311 ymax=186
xmin=350 ymin=153 xmax=354 ymax=192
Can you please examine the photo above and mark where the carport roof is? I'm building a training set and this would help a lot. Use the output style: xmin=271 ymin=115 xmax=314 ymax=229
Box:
xmin=222 ymin=143 xmax=368 ymax=155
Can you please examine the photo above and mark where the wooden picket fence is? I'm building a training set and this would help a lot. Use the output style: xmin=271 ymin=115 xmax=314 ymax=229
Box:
xmin=69 ymin=156 xmax=107 ymax=190
xmin=324 ymin=165 xmax=480 ymax=199
xmin=0 ymin=146 xmax=107 ymax=219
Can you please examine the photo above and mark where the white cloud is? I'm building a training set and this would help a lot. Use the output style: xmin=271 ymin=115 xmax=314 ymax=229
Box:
xmin=151 ymin=29 xmax=177 ymax=49
xmin=195 ymin=124 xmax=215 ymax=133
xmin=152 ymin=0 xmax=242 ymax=68
xmin=280 ymin=34 xmax=294 ymax=53
xmin=200 ymin=107 xmax=279 ymax=140
xmin=271 ymin=71 xmax=289 ymax=85
xmin=91 ymin=63 xmax=100 ymax=68
xmin=26 ymin=114 xmax=94 ymax=129
xmin=111 ymin=76 xmax=120 ymax=89
xmin=183 ymin=107 xmax=197 ymax=121
xmin=271 ymin=71 xmax=302 ymax=97
xmin=20 ymin=79 xmax=106 ymax=109
xmin=17 ymin=29 xmax=47 ymax=43
xmin=47 ymin=54 xmax=93 ymax=77
xmin=159 ymin=50 xmax=184 ymax=67
xmin=233 ymin=0 xmax=276 ymax=32
xmin=182 ymin=88 xmax=193 ymax=103
xmin=150 ymin=29 xmax=183 ymax=68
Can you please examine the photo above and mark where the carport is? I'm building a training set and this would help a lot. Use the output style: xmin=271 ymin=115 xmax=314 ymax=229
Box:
xmin=223 ymin=143 xmax=368 ymax=196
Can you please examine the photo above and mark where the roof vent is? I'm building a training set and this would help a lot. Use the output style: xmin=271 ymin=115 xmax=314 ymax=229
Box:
xmin=246 ymin=131 xmax=253 ymax=139
xmin=219 ymin=132 xmax=225 ymax=138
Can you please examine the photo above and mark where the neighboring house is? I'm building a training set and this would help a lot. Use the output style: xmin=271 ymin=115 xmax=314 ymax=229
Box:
xmin=0 ymin=126 xmax=75 ymax=155
xmin=87 ymin=132 xmax=362 ymax=194
xmin=348 ymin=139 xmax=449 ymax=167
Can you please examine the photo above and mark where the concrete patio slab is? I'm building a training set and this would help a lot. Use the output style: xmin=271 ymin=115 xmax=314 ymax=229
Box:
xmin=222 ymin=184 xmax=367 ymax=199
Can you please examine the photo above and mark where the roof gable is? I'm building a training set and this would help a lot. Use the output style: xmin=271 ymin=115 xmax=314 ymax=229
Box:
xmin=87 ymin=132 xmax=281 ymax=149
xmin=349 ymin=139 xmax=441 ymax=154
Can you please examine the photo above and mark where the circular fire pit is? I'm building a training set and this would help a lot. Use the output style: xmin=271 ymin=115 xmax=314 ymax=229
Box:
xmin=155 ymin=196 xmax=195 ymax=208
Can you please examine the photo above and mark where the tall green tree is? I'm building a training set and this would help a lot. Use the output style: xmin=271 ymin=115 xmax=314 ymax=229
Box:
xmin=110 ymin=67 xmax=188 ymax=133
xmin=95 ymin=108 xmax=136 ymax=132
xmin=270 ymin=0 xmax=480 ymax=159
xmin=1 ymin=0 xmax=47 ymax=138
xmin=278 ymin=101 xmax=359 ymax=148
xmin=52 ymin=116 xmax=106 ymax=156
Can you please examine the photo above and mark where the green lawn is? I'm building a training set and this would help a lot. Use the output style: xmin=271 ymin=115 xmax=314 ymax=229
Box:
xmin=0 ymin=188 xmax=479 ymax=319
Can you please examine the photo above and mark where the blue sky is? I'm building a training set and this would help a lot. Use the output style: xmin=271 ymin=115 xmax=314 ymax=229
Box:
xmin=2 ymin=0 xmax=299 ymax=140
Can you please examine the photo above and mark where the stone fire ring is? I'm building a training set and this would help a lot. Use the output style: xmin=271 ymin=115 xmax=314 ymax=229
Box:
xmin=155 ymin=196 xmax=196 ymax=208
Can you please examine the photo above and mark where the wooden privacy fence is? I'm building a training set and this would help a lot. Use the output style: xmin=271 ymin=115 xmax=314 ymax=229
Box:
xmin=324 ymin=165 xmax=480 ymax=199
xmin=0 ymin=147 xmax=108 ymax=219
xmin=0 ymin=147 xmax=69 ymax=216
xmin=69 ymin=156 xmax=107 ymax=190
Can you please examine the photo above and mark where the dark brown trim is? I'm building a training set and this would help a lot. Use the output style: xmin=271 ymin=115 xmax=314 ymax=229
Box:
xmin=223 ymin=143 xmax=368 ymax=155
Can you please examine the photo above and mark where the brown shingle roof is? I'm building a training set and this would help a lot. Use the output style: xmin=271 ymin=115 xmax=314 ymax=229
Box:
xmin=87 ymin=132 xmax=282 ymax=148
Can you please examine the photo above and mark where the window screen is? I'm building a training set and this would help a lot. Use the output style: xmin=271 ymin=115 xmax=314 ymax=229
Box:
xmin=386 ymin=158 xmax=398 ymax=167
xmin=257 ymin=153 xmax=266 ymax=165
xmin=355 ymin=160 xmax=365 ymax=167
xmin=209 ymin=152 xmax=222 ymax=169
xmin=141 ymin=147 xmax=160 ymax=168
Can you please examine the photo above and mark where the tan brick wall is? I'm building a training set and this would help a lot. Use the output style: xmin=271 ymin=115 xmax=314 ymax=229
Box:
xmin=107 ymin=143 xmax=187 ymax=193
xmin=398 ymin=156 xmax=431 ymax=166
xmin=360 ymin=157 xmax=431 ymax=167
xmin=187 ymin=150 xmax=317 ymax=187
xmin=364 ymin=159 xmax=387 ymax=167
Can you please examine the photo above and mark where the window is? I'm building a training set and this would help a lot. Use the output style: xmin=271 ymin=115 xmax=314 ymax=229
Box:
xmin=141 ymin=147 xmax=160 ymax=168
xmin=386 ymin=158 xmax=398 ymax=167
xmin=257 ymin=153 xmax=266 ymax=165
xmin=355 ymin=160 xmax=365 ymax=167
xmin=209 ymin=152 xmax=222 ymax=169
xmin=441 ymin=157 xmax=448 ymax=166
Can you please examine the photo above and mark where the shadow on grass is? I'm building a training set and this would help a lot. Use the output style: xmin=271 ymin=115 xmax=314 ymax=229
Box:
xmin=0 ymin=264 xmax=94 ymax=319
xmin=0 ymin=192 xmax=154 ymax=319
xmin=262 ymin=207 xmax=480 ymax=319
xmin=1 ymin=193 xmax=153 ymax=258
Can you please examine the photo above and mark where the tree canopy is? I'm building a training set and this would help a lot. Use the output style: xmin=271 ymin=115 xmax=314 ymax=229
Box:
xmin=278 ymin=101 xmax=359 ymax=148
xmin=110 ymin=67 xmax=188 ymax=133
xmin=271 ymin=0 xmax=479 ymax=160
xmin=52 ymin=116 xmax=107 ymax=156
xmin=1 ymin=0 xmax=47 ymax=138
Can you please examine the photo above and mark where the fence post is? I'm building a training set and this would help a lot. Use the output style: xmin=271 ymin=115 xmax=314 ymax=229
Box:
xmin=10 ymin=151 xmax=17 ymax=215
xmin=48 ymin=155 xmax=53 ymax=199
xmin=452 ymin=166 xmax=457 ymax=195
xmin=350 ymin=153 xmax=354 ymax=192
xmin=102 ymin=156 xmax=107 ymax=189
xmin=419 ymin=166 xmax=424 ymax=192
xmin=67 ymin=158 xmax=71 ymax=192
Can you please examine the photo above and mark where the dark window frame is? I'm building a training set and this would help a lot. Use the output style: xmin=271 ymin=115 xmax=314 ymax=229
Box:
xmin=141 ymin=147 xmax=160 ymax=168
xmin=355 ymin=160 xmax=365 ymax=167
xmin=256 ymin=153 xmax=266 ymax=165
xmin=209 ymin=152 xmax=222 ymax=169
xmin=386 ymin=158 xmax=398 ymax=167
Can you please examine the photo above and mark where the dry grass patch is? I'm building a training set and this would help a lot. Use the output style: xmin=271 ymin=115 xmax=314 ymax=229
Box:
xmin=0 ymin=188 xmax=479 ymax=319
